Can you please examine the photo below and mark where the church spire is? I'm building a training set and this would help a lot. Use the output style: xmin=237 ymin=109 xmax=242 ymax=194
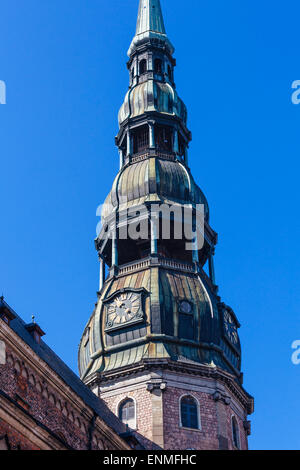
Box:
xmin=136 ymin=0 xmax=166 ymax=35
xmin=128 ymin=0 xmax=174 ymax=57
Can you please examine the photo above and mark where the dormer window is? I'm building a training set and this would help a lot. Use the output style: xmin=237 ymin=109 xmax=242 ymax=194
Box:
xmin=139 ymin=59 xmax=147 ymax=75
xmin=0 ymin=299 xmax=16 ymax=326
xmin=25 ymin=322 xmax=45 ymax=345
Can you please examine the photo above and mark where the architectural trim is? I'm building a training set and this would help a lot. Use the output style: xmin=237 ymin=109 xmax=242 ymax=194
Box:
xmin=0 ymin=389 xmax=68 ymax=450
xmin=0 ymin=319 xmax=130 ymax=450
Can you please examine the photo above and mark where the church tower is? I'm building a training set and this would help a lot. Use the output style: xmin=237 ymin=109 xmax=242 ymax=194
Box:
xmin=79 ymin=0 xmax=254 ymax=450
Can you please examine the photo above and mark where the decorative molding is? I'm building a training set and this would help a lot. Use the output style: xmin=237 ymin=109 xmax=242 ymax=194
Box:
xmin=90 ymin=359 xmax=254 ymax=415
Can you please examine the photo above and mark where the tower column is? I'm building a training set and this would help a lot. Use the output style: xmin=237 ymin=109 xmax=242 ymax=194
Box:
xmin=149 ymin=122 xmax=155 ymax=149
xmin=119 ymin=149 xmax=124 ymax=169
xmin=150 ymin=214 xmax=158 ymax=256
xmin=126 ymin=129 xmax=132 ymax=157
xmin=99 ymin=256 xmax=106 ymax=291
xmin=111 ymin=228 xmax=118 ymax=268
xmin=209 ymin=247 xmax=216 ymax=285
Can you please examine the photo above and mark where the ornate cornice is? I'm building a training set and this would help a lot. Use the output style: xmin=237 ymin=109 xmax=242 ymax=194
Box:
xmin=0 ymin=319 xmax=130 ymax=450
xmin=86 ymin=359 xmax=254 ymax=416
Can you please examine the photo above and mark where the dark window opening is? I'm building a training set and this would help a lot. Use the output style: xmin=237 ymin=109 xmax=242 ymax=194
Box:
xmin=178 ymin=134 xmax=186 ymax=157
xmin=0 ymin=435 xmax=10 ymax=451
xmin=139 ymin=59 xmax=147 ymax=75
xmin=133 ymin=125 xmax=149 ymax=154
xmin=119 ymin=399 xmax=135 ymax=428
xmin=168 ymin=65 xmax=173 ymax=81
xmin=156 ymin=126 xmax=173 ymax=152
xmin=179 ymin=313 xmax=194 ymax=341
xmin=154 ymin=59 xmax=163 ymax=74
xmin=181 ymin=396 xmax=199 ymax=430
xmin=232 ymin=417 xmax=240 ymax=449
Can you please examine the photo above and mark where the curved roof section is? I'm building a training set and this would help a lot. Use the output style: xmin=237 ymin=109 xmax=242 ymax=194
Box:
xmin=101 ymin=158 xmax=209 ymax=222
xmin=118 ymin=81 xmax=187 ymax=127
xmin=78 ymin=267 xmax=219 ymax=380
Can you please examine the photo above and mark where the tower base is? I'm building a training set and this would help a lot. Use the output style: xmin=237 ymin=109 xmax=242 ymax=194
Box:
xmin=86 ymin=360 xmax=253 ymax=450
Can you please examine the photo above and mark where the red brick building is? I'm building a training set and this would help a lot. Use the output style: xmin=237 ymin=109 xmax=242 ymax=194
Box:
xmin=0 ymin=297 xmax=130 ymax=450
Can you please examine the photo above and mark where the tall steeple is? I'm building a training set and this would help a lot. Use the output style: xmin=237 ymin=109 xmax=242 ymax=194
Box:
xmin=79 ymin=0 xmax=254 ymax=451
xmin=128 ymin=0 xmax=174 ymax=56
xmin=136 ymin=0 xmax=166 ymax=35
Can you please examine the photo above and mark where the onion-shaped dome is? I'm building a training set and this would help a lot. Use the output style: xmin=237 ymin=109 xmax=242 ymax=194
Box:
xmin=101 ymin=158 xmax=209 ymax=222
xmin=78 ymin=266 xmax=226 ymax=381
xmin=118 ymin=81 xmax=187 ymax=127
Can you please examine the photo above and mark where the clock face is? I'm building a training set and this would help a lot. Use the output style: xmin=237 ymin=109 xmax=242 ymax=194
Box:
xmin=106 ymin=292 xmax=143 ymax=330
xmin=180 ymin=300 xmax=192 ymax=314
xmin=224 ymin=310 xmax=238 ymax=345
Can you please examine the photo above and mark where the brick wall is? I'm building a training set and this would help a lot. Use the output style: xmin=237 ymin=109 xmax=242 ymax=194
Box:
xmin=100 ymin=380 xmax=249 ymax=450
xmin=0 ymin=342 xmax=119 ymax=450
xmin=101 ymin=388 xmax=156 ymax=449
xmin=0 ymin=420 xmax=40 ymax=450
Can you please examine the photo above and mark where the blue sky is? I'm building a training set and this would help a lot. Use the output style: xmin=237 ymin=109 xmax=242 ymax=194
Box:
xmin=0 ymin=0 xmax=299 ymax=450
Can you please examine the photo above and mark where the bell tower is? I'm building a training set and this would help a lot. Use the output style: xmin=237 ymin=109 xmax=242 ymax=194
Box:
xmin=79 ymin=0 xmax=254 ymax=450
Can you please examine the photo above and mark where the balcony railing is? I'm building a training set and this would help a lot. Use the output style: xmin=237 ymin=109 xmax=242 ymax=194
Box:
xmin=118 ymin=257 xmax=195 ymax=276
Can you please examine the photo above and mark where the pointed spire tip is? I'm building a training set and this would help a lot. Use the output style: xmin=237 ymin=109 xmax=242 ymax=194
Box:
xmin=136 ymin=0 xmax=166 ymax=36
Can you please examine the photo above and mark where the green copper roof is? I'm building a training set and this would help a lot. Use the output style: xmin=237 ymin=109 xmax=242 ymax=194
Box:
xmin=136 ymin=0 xmax=166 ymax=35
xmin=128 ymin=0 xmax=174 ymax=56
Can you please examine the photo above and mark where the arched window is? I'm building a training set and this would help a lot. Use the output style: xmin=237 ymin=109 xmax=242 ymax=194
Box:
xmin=154 ymin=59 xmax=163 ymax=74
xmin=119 ymin=398 xmax=136 ymax=429
xmin=180 ymin=396 xmax=200 ymax=430
xmin=168 ymin=65 xmax=173 ymax=80
xmin=232 ymin=416 xmax=240 ymax=449
xmin=139 ymin=59 xmax=147 ymax=75
xmin=0 ymin=435 xmax=10 ymax=450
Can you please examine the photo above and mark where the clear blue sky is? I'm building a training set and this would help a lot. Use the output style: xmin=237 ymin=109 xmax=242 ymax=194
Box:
xmin=0 ymin=0 xmax=299 ymax=450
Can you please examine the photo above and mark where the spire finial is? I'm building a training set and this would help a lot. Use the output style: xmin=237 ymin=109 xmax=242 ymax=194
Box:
xmin=128 ymin=0 xmax=174 ymax=57
xmin=136 ymin=0 xmax=166 ymax=35
xmin=32 ymin=314 xmax=36 ymax=324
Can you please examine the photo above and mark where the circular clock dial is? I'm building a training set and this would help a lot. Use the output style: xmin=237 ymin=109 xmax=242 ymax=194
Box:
xmin=224 ymin=310 xmax=238 ymax=344
xmin=107 ymin=293 xmax=140 ymax=326
xmin=180 ymin=300 xmax=192 ymax=314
